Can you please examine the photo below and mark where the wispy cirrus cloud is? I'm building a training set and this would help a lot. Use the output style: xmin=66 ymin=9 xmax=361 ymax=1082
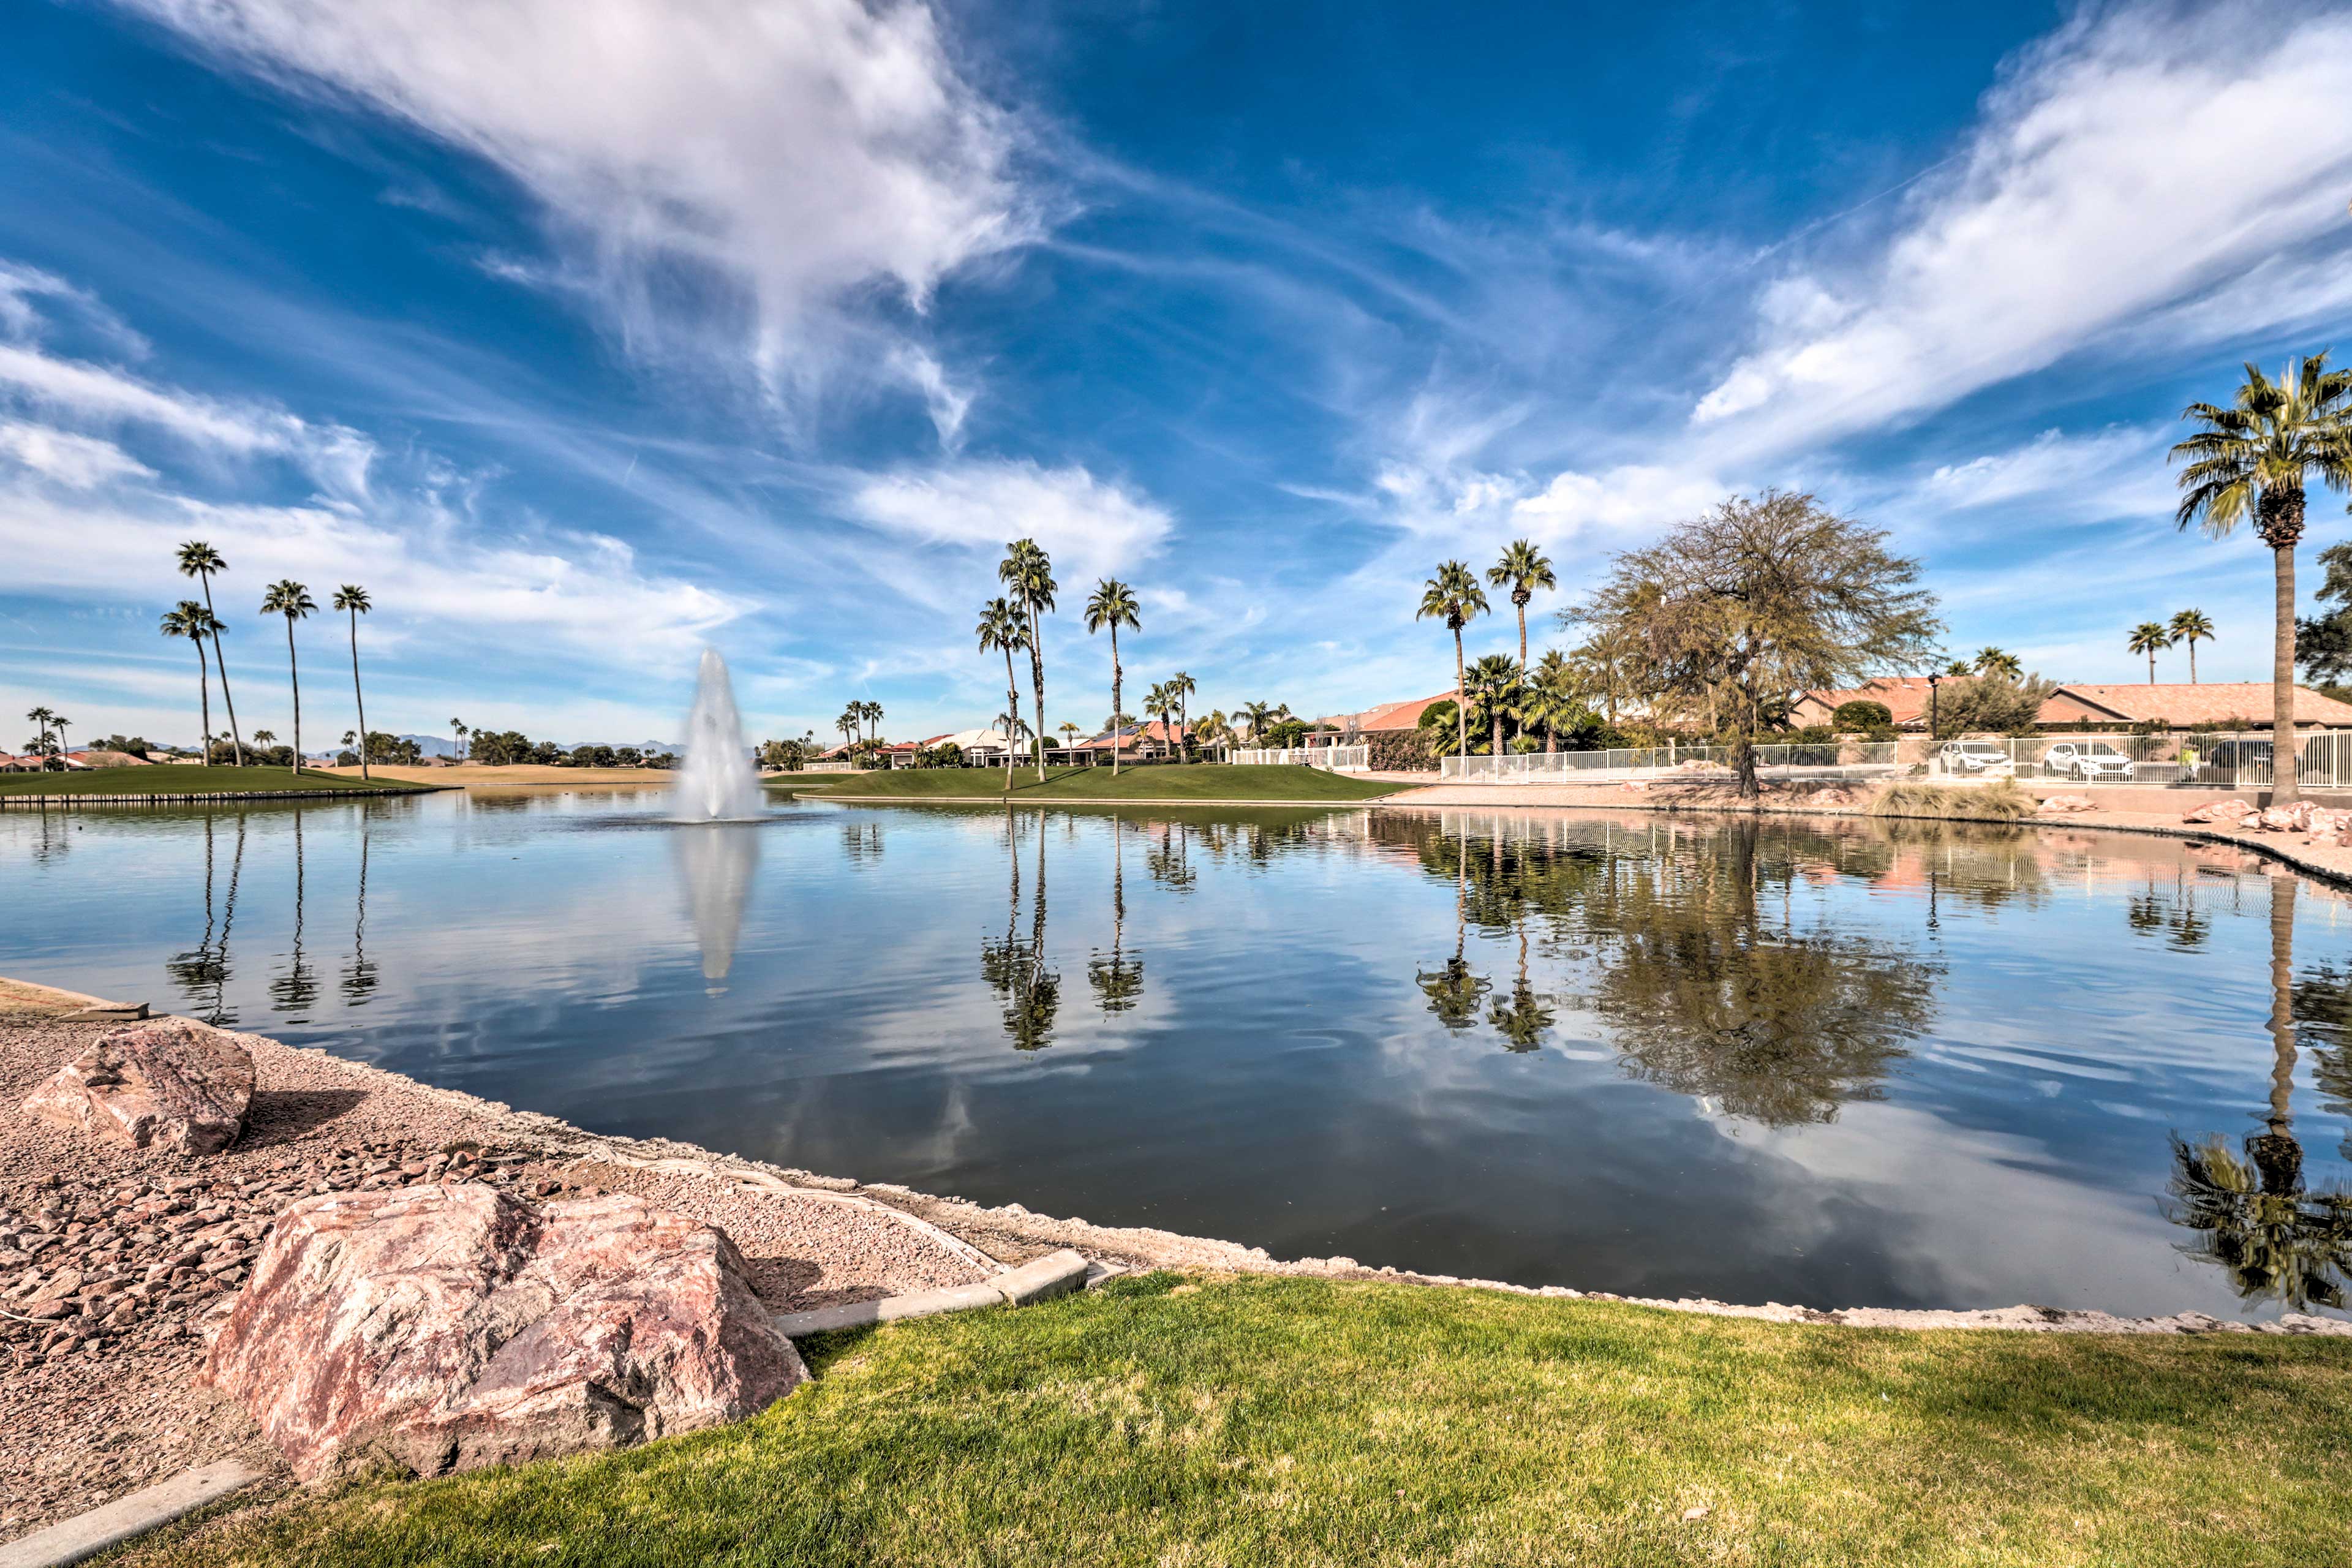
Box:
xmin=115 ymin=0 xmax=1041 ymax=434
xmin=1689 ymin=2 xmax=2352 ymax=454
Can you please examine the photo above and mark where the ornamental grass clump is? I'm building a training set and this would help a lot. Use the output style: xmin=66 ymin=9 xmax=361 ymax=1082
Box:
xmin=1867 ymin=778 xmax=2035 ymax=821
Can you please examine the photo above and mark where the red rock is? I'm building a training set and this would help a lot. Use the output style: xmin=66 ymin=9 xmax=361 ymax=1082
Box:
xmin=19 ymin=1019 xmax=255 ymax=1155
xmin=200 ymin=1183 xmax=804 ymax=1480
xmin=2036 ymin=794 xmax=2095 ymax=813
xmin=2182 ymin=799 xmax=2257 ymax=824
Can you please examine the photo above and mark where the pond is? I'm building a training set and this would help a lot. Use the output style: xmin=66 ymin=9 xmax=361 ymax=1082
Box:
xmin=5 ymin=790 xmax=2350 ymax=1320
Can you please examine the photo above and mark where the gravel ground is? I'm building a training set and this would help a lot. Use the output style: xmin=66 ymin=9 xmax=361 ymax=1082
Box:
xmin=0 ymin=990 xmax=990 ymax=1545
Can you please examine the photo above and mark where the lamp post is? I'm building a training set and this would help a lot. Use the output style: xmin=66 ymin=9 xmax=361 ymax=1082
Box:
xmin=1927 ymin=671 xmax=1942 ymax=769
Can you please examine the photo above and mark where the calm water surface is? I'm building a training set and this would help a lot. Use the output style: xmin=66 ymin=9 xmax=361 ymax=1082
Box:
xmin=6 ymin=790 xmax=2351 ymax=1320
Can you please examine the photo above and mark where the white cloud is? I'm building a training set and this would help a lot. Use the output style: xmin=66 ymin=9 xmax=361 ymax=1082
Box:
xmin=0 ymin=342 xmax=297 ymax=454
xmin=1921 ymin=424 xmax=2178 ymax=519
xmin=121 ymin=0 xmax=1036 ymax=423
xmin=0 ymin=475 xmax=751 ymax=666
xmin=1690 ymin=3 xmax=2352 ymax=452
xmin=0 ymin=421 xmax=154 ymax=488
xmin=845 ymin=459 xmax=1175 ymax=592
xmin=1512 ymin=466 xmax=1727 ymax=536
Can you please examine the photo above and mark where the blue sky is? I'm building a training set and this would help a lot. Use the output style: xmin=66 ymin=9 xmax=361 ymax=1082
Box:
xmin=4 ymin=0 xmax=2351 ymax=750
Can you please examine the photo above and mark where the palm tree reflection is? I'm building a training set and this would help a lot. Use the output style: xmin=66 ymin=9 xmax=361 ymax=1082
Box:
xmin=167 ymin=811 xmax=244 ymax=1027
xmin=1087 ymin=813 xmax=1144 ymax=1015
xmin=269 ymin=809 xmax=321 ymax=1017
xmin=341 ymin=815 xmax=378 ymax=1003
xmin=981 ymin=807 xmax=1060 ymax=1049
xmin=1415 ymin=832 xmax=1490 ymax=1030
xmin=2166 ymin=875 xmax=2352 ymax=1311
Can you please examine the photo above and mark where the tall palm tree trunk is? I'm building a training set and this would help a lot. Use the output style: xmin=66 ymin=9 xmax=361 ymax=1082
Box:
xmin=2188 ymin=639 xmax=2199 ymax=683
xmin=198 ymin=574 xmax=243 ymax=766
xmin=1001 ymin=644 xmax=1020 ymax=791
xmin=284 ymin=616 xmax=303 ymax=778
xmin=347 ymin=609 xmax=370 ymax=780
xmin=1514 ymin=600 xmax=1529 ymax=747
xmin=1452 ymin=627 xmax=1467 ymax=760
xmin=1027 ymin=609 xmax=1047 ymax=784
xmin=1491 ymin=708 xmax=1504 ymax=761
xmin=1109 ymin=623 xmax=1121 ymax=779
xmin=2272 ymin=530 xmax=2301 ymax=806
xmin=2147 ymin=649 xmax=2157 ymax=682
xmin=192 ymin=641 xmax=211 ymax=761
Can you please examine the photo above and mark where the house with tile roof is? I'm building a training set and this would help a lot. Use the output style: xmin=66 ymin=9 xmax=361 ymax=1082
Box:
xmin=2037 ymin=682 xmax=2352 ymax=729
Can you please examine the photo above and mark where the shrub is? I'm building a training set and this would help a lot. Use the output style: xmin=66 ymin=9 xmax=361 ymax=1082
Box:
xmin=1830 ymin=699 xmax=1893 ymax=731
xmin=1867 ymin=778 xmax=2035 ymax=821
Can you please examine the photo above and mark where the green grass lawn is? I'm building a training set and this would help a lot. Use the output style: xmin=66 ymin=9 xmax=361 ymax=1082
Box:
xmin=0 ymin=766 xmax=426 ymax=797
xmin=777 ymin=763 xmax=1408 ymax=802
xmin=128 ymin=1275 xmax=2352 ymax=1567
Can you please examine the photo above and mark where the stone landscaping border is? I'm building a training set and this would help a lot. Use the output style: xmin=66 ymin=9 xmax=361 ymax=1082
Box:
xmin=771 ymin=1248 xmax=1096 ymax=1337
xmin=0 ymin=1460 xmax=260 ymax=1568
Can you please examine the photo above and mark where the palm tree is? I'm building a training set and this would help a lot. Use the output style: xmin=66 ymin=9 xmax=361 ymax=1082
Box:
xmin=1083 ymin=578 xmax=1140 ymax=778
xmin=861 ymin=699 xmax=884 ymax=744
xmin=1416 ymin=562 xmax=1488 ymax=760
xmin=252 ymin=728 xmax=277 ymax=752
xmin=451 ymin=718 xmax=468 ymax=761
xmin=333 ymin=585 xmax=373 ymax=780
xmin=1168 ymin=671 xmax=1197 ymax=762
xmin=160 ymin=603 xmax=215 ymax=760
xmin=25 ymin=704 xmax=55 ymax=767
xmin=2127 ymin=620 xmax=2174 ymax=683
xmin=1142 ymin=680 xmax=1174 ymax=758
xmin=1238 ymin=700 xmax=1274 ymax=746
xmin=1058 ymin=721 xmax=1080 ymax=753
xmin=1972 ymin=646 xmax=2022 ymax=680
xmin=2172 ymin=353 xmax=2352 ymax=807
xmin=1487 ymin=540 xmax=1556 ymax=734
xmin=1526 ymin=649 xmax=1578 ymax=753
xmin=998 ymin=540 xmax=1057 ymax=783
xmin=2171 ymin=609 xmax=2215 ymax=683
xmin=260 ymin=579 xmax=317 ymax=777
xmin=176 ymin=540 xmax=244 ymax=765
xmin=49 ymin=713 xmax=71 ymax=764
xmin=976 ymin=598 xmax=1030 ymax=790
xmin=1464 ymin=653 xmax=1521 ymax=759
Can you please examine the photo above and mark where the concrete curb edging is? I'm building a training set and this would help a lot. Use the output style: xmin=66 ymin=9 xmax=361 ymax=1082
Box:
xmin=0 ymin=1461 xmax=263 ymax=1568
xmin=772 ymin=1248 xmax=1095 ymax=1338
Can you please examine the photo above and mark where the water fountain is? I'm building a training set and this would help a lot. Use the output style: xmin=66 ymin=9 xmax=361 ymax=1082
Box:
xmin=673 ymin=648 xmax=765 ymax=823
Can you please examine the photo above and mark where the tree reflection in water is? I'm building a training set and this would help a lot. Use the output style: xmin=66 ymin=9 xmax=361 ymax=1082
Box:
xmin=1581 ymin=821 xmax=1937 ymax=1126
xmin=1087 ymin=813 xmax=1144 ymax=1015
xmin=1392 ymin=813 xmax=1940 ymax=1122
xmin=341 ymin=816 xmax=378 ymax=1004
xmin=2166 ymin=875 xmax=2352 ymax=1311
xmin=167 ymin=811 xmax=243 ymax=1027
xmin=268 ymin=809 xmax=321 ymax=1018
xmin=979 ymin=807 xmax=1060 ymax=1049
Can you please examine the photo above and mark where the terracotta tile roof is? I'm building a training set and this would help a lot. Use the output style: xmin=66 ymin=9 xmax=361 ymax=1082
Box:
xmin=1079 ymin=720 xmax=1183 ymax=750
xmin=1340 ymin=691 xmax=1458 ymax=733
xmin=2045 ymin=682 xmax=2352 ymax=727
xmin=1793 ymin=676 xmax=1939 ymax=726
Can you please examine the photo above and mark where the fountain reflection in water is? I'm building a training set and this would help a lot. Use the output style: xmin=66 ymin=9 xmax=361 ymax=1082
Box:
xmin=673 ymin=649 xmax=765 ymax=823
xmin=675 ymin=825 xmax=761 ymax=986
xmin=671 ymin=648 xmax=765 ymax=987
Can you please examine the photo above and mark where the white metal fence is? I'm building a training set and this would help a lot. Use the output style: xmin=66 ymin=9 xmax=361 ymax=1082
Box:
xmin=799 ymin=760 xmax=855 ymax=773
xmin=1933 ymin=730 xmax=2352 ymax=789
xmin=1439 ymin=742 xmax=1901 ymax=784
xmin=1230 ymin=745 xmax=1371 ymax=772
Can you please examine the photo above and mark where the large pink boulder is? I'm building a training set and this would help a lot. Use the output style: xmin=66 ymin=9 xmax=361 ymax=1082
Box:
xmin=19 ymin=1017 xmax=255 ymax=1154
xmin=201 ymin=1184 xmax=805 ymax=1480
